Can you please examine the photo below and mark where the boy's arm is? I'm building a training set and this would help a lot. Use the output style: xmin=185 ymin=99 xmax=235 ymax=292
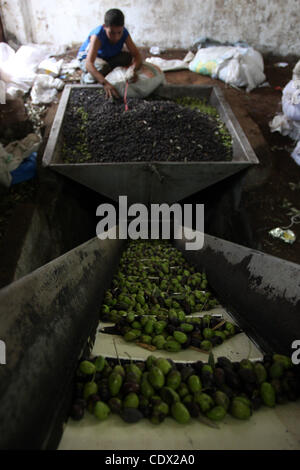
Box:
xmin=85 ymin=35 xmax=119 ymax=98
xmin=125 ymin=35 xmax=142 ymax=72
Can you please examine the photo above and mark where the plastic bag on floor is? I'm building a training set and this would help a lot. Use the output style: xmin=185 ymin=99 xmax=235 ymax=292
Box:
xmin=0 ymin=42 xmax=15 ymax=64
xmin=0 ymin=42 xmax=51 ymax=100
xmin=0 ymin=80 xmax=5 ymax=104
xmin=105 ymin=62 xmax=165 ymax=98
xmin=282 ymin=80 xmax=300 ymax=121
xmin=269 ymin=80 xmax=300 ymax=142
xmin=0 ymin=133 xmax=40 ymax=188
xmin=269 ymin=62 xmax=300 ymax=164
xmin=10 ymin=152 xmax=37 ymax=185
xmin=270 ymin=114 xmax=300 ymax=141
xmin=189 ymin=46 xmax=231 ymax=77
xmin=145 ymin=52 xmax=194 ymax=72
xmin=293 ymin=60 xmax=300 ymax=80
xmin=30 ymin=74 xmax=64 ymax=104
xmin=219 ymin=47 xmax=265 ymax=92
xmin=291 ymin=141 xmax=300 ymax=165
xmin=189 ymin=45 xmax=265 ymax=92
xmin=38 ymin=57 xmax=64 ymax=77
xmin=60 ymin=58 xmax=80 ymax=75
xmin=269 ymin=114 xmax=293 ymax=136
xmin=149 ymin=46 xmax=165 ymax=55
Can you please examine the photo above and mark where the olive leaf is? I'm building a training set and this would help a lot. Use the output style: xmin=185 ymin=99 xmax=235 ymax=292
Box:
xmin=198 ymin=414 xmax=220 ymax=429
xmin=113 ymin=338 xmax=121 ymax=366
xmin=208 ymin=351 xmax=215 ymax=370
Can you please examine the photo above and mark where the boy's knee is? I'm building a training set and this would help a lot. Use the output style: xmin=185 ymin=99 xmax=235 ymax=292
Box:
xmin=79 ymin=58 xmax=111 ymax=77
xmin=94 ymin=58 xmax=111 ymax=76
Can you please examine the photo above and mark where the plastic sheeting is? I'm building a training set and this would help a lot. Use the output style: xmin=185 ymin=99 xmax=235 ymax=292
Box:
xmin=0 ymin=43 xmax=51 ymax=101
xmin=0 ymin=42 xmax=66 ymax=103
xmin=269 ymin=68 xmax=300 ymax=165
xmin=0 ymin=133 xmax=40 ymax=187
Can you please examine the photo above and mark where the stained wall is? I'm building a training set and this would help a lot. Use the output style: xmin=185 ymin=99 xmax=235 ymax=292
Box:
xmin=0 ymin=0 xmax=299 ymax=56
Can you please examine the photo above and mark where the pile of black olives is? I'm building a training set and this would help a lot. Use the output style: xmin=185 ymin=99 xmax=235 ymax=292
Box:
xmin=70 ymin=353 xmax=300 ymax=425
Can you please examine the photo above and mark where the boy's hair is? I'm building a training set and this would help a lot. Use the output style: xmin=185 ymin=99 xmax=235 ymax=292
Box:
xmin=104 ymin=9 xmax=125 ymax=27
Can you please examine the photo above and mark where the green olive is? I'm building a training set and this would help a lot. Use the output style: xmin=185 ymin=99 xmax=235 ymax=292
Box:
xmin=94 ymin=401 xmax=110 ymax=420
xmin=171 ymin=402 xmax=190 ymax=424
xmin=79 ymin=360 xmax=96 ymax=375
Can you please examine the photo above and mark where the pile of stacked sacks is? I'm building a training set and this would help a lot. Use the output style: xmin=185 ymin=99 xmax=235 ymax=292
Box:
xmin=270 ymin=60 xmax=300 ymax=165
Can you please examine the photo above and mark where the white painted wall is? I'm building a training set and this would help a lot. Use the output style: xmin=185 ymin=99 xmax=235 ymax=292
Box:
xmin=0 ymin=0 xmax=299 ymax=56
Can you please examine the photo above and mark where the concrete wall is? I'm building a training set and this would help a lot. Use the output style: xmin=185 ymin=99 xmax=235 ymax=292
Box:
xmin=0 ymin=0 xmax=299 ymax=56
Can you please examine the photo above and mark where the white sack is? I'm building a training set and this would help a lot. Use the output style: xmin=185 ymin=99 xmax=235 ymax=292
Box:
xmin=269 ymin=113 xmax=300 ymax=141
xmin=189 ymin=46 xmax=232 ymax=77
xmin=0 ymin=80 xmax=6 ymax=104
xmin=291 ymin=141 xmax=300 ymax=166
xmin=105 ymin=62 xmax=165 ymax=98
xmin=0 ymin=42 xmax=15 ymax=64
xmin=282 ymin=80 xmax=300 ymax=121
xmin=269 ymin=114 xmax=293 ymax=136
xmin=0 ymin=43 xmax=51 ymax=100
xmin=293 ymin=60 xmax=300 ymax=80
xmin=189 ymin=46 xmax=266 ymax=92
xmin=61 ymin=58 xmax=80 ymax=74
xmin=30 ymin=74 xmax=64 ymax=104
xmin=38 ymin=57 xmax=64 ymax=77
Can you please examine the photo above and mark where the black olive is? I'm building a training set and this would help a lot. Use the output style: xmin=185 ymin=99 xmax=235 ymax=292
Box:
xmin=224 ymin=368 xmax=241 ymax=390
xmin=70 ymin=403 xmax=85 ymax=421
xmin=194 ymin=361 xmax=204 ymax=374
xmin=122 ymin=382 xmax=140 ymax=394
xmin=139 ymin=405 xmax=152 ymax=419
xmin=217 ymin=357 xmax=234 ymax=370
xmin=186 ymin=402 xmax=200 ymax=418
xmin=121 ymin=408 xmax=144 ymax=423
xmin=251 ymin=396 xmax=263 ymax=410
xmin=213 ymin=368 xmax=226 ymax=387
xmin=180 ymin=366 xmax=195 ymax=382
xmin=238 ymin=368 xmax=257 ymax=384
xmin=211 ymin=336 xmax=222 ymax=347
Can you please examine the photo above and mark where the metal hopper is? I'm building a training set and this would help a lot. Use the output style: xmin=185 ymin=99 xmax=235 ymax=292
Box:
xmin=0 ymin=233 xmax=299 ymax=449
xmin=43 ymin=84 xmax=259 ymax=205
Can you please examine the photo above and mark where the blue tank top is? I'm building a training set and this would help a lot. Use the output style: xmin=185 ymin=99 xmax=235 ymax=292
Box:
xmin=78 ymin=25 xmax=129 ymax=60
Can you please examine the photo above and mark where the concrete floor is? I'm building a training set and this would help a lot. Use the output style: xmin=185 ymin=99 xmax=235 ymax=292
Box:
xmin=0 ymin=47 xmax=300 ymax=289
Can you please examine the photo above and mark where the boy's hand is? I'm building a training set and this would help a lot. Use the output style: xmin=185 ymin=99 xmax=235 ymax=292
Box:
xmin=103 ymin=81 xmax=119 ymax=99
xmin=130 ymin=70 xmax=138 ymax=83
xmin=125 ymin=65 xmax=137 ymax=83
